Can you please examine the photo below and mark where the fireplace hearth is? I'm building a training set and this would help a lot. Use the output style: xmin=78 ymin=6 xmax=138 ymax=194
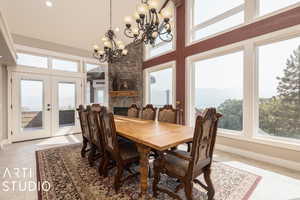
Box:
xmin=113 ymin=107 xmax=128 ymax=116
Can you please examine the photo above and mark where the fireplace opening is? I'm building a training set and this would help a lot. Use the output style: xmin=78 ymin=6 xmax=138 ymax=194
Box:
xmin=113 ymin=107 xmax=128 ymax=116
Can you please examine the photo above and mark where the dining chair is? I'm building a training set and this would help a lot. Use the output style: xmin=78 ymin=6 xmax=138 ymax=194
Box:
xmin=86 ymin=104 xmax=107 ymax=171
xmin=153 ymin=108 xmax=222 ymax=200
xmin=141 ymin=104 xmax=157 ymax=120
xmin=99 ymin=112 xmax=140 ymax=192
xmin=127 ymin=104 xmax=140 ymax=118
xmin=158 ymin=104 xmax=179 ymax=124
xmin=77 ymin=105 xmax=92 ymax=158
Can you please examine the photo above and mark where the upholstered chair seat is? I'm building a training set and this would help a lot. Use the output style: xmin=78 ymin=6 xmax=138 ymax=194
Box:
xmin=119 ymin=142 xmax=139 ymax=160
xmin=154 ymin=150 xmax=210 ymax=177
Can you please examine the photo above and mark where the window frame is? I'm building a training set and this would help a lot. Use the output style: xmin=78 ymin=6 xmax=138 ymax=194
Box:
xmin=187 ymin=0 xmax=300 ymax=46
xmin=186 ymin=24 xmax=300 ymax=151
xmin=187 ymin=46 xmax=245 ymax=135
xmin=143 ymin=61 xmax=176 ymax=107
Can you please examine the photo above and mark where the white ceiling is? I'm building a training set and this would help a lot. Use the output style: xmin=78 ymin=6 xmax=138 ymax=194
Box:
xmin=0 ymin=0 xmax=142 ymax=51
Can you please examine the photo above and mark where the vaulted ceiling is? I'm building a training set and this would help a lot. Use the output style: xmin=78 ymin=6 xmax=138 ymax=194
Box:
xmin=0 ymin=0 xmax=143 ymax=51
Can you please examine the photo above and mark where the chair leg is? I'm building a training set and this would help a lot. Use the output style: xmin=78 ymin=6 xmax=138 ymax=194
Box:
xmin=101 ymin=152 xmax=109 ymax=177
xmin=184 ymin=181 xmax=193 ymax=200
xmin=81 ymin=137 xmax=88 ymax=157
xmin=152 ymin=166 xmax=161 ymax=197
xmin=114 ymin=165 xmax=123 ymax=193
xmin=204 ymin=168 xmax=215 ymax=200
xmin=88 ymin=144 xmax=96 ymax=167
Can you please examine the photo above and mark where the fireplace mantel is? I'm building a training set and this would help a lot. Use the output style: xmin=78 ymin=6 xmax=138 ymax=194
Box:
xmin=109 ymin=90 xmax=138 ymax=97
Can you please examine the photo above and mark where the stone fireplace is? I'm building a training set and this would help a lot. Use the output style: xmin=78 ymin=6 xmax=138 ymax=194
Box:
xmin=108 ymin=42 xmax=143 ymax=112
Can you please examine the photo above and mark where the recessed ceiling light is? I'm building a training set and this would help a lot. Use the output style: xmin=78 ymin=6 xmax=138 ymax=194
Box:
xmin=46 ymin=1 xmax=53 ymax=7
xmin=0 ymin=56 xmax=2 ymax=59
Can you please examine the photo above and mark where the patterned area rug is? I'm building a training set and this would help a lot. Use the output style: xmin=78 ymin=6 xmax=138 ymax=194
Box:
xmin=36 ymin=144 xmax=261 ymax=200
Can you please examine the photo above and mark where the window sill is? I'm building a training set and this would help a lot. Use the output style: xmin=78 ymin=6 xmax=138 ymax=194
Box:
xmin=217 ymin=131 xmax=300 ymax=152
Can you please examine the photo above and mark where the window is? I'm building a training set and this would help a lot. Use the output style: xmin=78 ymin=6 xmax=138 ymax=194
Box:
xmin=259 ymin=0 xmax=300 ymax=16
xmin=193 ymin=51 xmax=244 ymax=132
xmin=85 ymin=63 xmax=100 ymax=72
xmin=258 ymin=37 xmax=300 ymax=140
xmin=192 ymin=0 xmax=244 ymax=41
xmin=52 ymin=58 xmax=78 ymax=72
xmin=95 ymin=88 xmax=105 ymax=104
xmin=145 ymin=64 xmax=175 ymax=107
xmin=17 ymin=53 xmax=48 ymax=68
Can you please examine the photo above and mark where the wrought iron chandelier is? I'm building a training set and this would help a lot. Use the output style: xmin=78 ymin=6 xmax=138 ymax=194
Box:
xmin=123 ymin=0 xmax=173 ymax=46
xmin=93 ymin=0 xmax=128 ymax=63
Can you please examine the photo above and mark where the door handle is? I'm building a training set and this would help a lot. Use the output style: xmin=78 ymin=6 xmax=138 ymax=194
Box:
xmin=47 ymin=104 xmax=51 ymax=111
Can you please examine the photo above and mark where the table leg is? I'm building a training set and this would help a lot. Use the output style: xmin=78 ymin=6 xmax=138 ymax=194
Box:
xmin=136 ymin=144 xmax=151 ymax=198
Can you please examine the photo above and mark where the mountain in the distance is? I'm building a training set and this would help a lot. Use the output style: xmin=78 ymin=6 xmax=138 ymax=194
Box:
xmin=195 ymin=88 xmax=242 ymax=108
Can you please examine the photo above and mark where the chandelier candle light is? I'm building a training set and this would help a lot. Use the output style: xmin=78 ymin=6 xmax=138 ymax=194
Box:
xmin=93 ymin=0 xmax=128 ymax=63
xmin=123 ymin=0 xmax=173 ymax=46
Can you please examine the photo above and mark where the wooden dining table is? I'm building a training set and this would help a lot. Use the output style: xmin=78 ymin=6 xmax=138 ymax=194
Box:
xmin=114 ymin=115 xmax=194 ymax=197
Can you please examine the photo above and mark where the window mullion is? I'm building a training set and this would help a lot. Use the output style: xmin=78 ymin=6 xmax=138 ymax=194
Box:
xmin=243 ymin=42 xmax=256 ymax=139
xmin=244 ymin=0 xmax=258 ymax=23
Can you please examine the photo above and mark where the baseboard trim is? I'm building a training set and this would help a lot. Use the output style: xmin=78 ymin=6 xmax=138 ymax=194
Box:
xmin=216 ymin=144 xmax=300 ymax=172
xmin=0 ymin=139 xmax=8 ymax=150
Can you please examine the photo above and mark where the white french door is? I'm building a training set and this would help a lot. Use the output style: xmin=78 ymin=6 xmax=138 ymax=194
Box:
xmin=52 ymin=77 xmax=81 ymax=136
xmin=11 ymin=72 xmax=83 ymax=142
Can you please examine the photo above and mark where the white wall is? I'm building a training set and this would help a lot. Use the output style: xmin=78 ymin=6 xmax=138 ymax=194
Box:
xmin=0 ymin=64 xmax=8 ymax=144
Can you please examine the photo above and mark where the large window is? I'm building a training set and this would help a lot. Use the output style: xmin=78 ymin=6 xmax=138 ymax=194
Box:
xmin=258 ymin=37 xmax=300 ymax=140
xmin=193 ymin=51 xmax=244 ymax=132
xmin=145 ymin=64 xmax=175 ymax=107
xmin=17 ymin=53 xmax=48 ymax=68
xmin=259 ymin=0 xmax=300 ymax=16
xmin=192 ymin=0 xmax=244 ymax=41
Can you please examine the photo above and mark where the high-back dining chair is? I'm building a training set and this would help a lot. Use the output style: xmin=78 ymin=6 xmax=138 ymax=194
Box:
xmin=127 ymin=104 xmax=140 ymax=118
xmin=86 ymin=104 xmax=107 ymax=169
xmin=153 ymin=108 xmax=222 ymax=200
xmin=141 ymin=104 xmax=157 ymax=120
xmin=158 ymin=104 xmax=179 ymax=124
xmin=99 ymin=113 xmax=140 ymax=192
xmin=77 ymin=105 xmax=91 ymax=158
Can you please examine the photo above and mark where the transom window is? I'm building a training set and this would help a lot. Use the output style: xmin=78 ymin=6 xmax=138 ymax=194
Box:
xmin=259 ymin=0 xmax=300 ymax=16
xmin=192 ymin=0 xmax=244 ymax=41
xmin=52 ymin=58 xmax=78 ymax=72
xmin=17 ymin=53 xmax=48 ymax=69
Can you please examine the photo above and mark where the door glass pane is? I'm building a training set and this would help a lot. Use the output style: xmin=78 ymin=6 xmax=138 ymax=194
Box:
xmin=17 ymin=53 xmax=48 ymax=68
xmin=194 ymin=51 xmax=244 ymax=132
xmin=149 ymin=68 xmax=173 ymax=107
xmin=258 ymin=37 xmax=300 ymax=140
xmin=95 ymin=88 xmax=105 ymax=104
xmin=53 ymin=59 xmax=78 ymax=72
xmin=59 ymin=83 xmax=76 ymax=127
xmin=21 ymin=80 xmax=44 ymax=131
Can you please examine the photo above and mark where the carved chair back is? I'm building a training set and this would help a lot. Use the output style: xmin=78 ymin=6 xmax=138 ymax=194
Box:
xmin=87 ymin=104 xmax=107 ymax=149
xmin=158 ymin=105 xmax=179 ymax=124
xmin=99 ymin=113 xmax=120 ymax=159
xmin=127 ymin=104 xmax=140 ymax=118
xmin=77 ymin=105 xmax=90 ymax=140
xmin=141 ymin=104 xmax=157 ymax=120
xmin=188 ymin=108 xmax=222 ymax=176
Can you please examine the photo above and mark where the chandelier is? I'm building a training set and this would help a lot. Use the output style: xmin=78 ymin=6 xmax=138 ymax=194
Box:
xmin=93 ymin=0 xmax=128 ymax=63
xmin=123 ymin=0 xmax=173 ymax=46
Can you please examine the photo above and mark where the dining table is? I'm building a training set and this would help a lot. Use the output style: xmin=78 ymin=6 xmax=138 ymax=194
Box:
xmin=114 ymin=115 xmax=194 ymax=198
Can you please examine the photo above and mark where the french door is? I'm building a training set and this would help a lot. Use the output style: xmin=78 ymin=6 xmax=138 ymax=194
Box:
xmin=11 ymin=73 xmax=83 ymax=142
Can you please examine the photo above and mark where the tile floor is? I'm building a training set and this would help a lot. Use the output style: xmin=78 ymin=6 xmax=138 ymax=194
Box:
xmin=0 ymin=134 xmax=299 ymax=200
